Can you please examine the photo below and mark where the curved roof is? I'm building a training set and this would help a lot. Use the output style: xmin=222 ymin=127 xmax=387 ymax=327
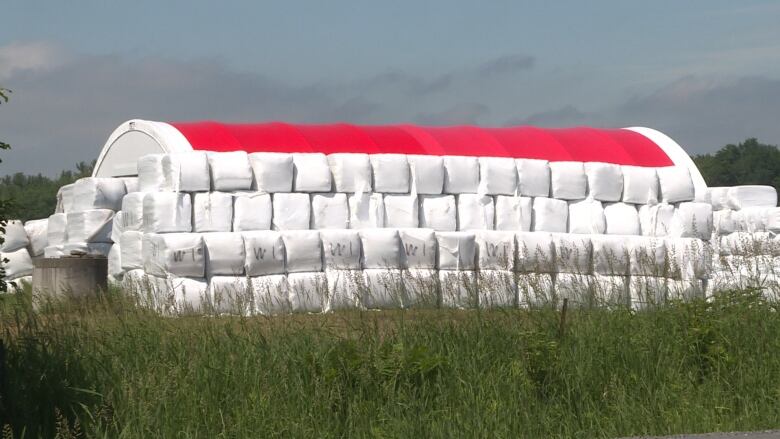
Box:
xmin=92 ymin=119 xmax=707 ymax=199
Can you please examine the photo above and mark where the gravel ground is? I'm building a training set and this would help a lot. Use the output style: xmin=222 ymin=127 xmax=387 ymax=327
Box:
xmin=621 ymin=431 xmax=780 ymax=439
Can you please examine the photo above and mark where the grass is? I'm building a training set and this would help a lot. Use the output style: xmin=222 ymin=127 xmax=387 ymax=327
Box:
xmin=1 ymin=285 xmax=780 ymax=438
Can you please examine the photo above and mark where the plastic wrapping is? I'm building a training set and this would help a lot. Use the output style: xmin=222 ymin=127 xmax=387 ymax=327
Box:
xmin=708 ymin=187 xmax=730 ymax=211
xmin=552 ymin=233 xmax=592 ymax=274
xmin=478 ymin=157 xmax=517 ymax=195
xmin=667 ymin=279 xmax=706 ymax=301
xmin=439 ymin=270 xmax=477 ymax=309
xmin=251 ymin=274 xmax=290 ymax=315
xmin=733 ymin=207 xmax=770 ymax=232
xmin=287 ymin=272 xmax=326 ymax=313
xmin=718 ymin=232 xmax=775 ymax=256
xmin=137 ymin=154 xmax=166 ymax=192
xmin=348 ymin=193 xmax=384 ymax=229
xmin=604 ymin=202 xmax=640 ymax=236
xmin=516 ymin=232 xmax=555 ymax=273
xmin=121 ymin=177 xmax=139 ymax=194
xmin=371 ymin=154 xmax=409 ymax=193
xmin=56 ymin=184 xmax=76 ymax=213
xmin=1 ymin=248 xmax=32 ymax=279
xmin=402 ymin=268 xmax=439 ymax=308
xmin=1 ymin=220 xmax=29 ymax=252
xmin=108 ymin=244 xmax=123 ymax=278
xmin=193 ymin=192 xmax=233 ymax=232
xmin=478 ymin=270 xmax=517 ymax=308
xmin=550 ymin=161 xmax=587 ymax=200
xmin=585 ymin=162 xmax=623 ymax=202
xmin=657 ymin=166 xmax=695 ymax=203
xmin=73 ymin=177 xmax=127 ymax=211
xmin=494 ymin=196 xmax=532 ymax=232
xmin=207 ymin=151 xmax=253 ymax=191
xmin=120 ymin=231 xmax=144 ymax=270
xmin=121 ymin=192 xmax=146 ymax=231
xmin=142 ymin=233 xmax=205 ymax=278
xmin=419 ymin=195 xmax=457 ymax=232
xmin=399 ymin=228 xmax=437 ymax=269
xmin=162 ymin=151 xmax=211 ymax=192
xmin=436 ymin=231 xmax=477 ymax=270
xmin=671 ymin=202 xmax=713 ymax=239
xmin=628 ymin=276 xmax=668 ymax=309
xmin=727 ymin=185 xmax=777 ymax=210
xmin=713 ymin=209 xmax=736 ymax=235
xmin=383 ymin=194 xmax=419 ymax=228
xmin=203 ymin=232 xmax=246 ymax=276
xmin=591 ymin=274 xmax=630 ymax=305
xmin=408 ymin=154 xmax=444 ymax=195
xmin=243 ymin=230 xmax=285 ymax=275
xmin=281 ymin=230 xmax=322 ymax=272
xmin=320 ymin=229 xmax=362 ymax=270
xmin=443 ymin=156 xmax=479 ymax=194
xmin=143 ymin=193 xmax=192 ymax=233
xmin=328 ymin=153 xmax=372 ymax=193
xmin=166 ymin=277 xmax=209 ymax=314
xmin=639 ymin=203 xmax=675 ymax=237
xmin=360 ymin=229 xmax=402 ymax=269
xmin=111 ymin=212 xmax=124 ymax=244
xmin=666 ymin=237 xmax=711 ymax=280
xmin=66 ymin=210 xmax=114 ymax=243
xmin=311 ymin=193 xmax=349 ymax=229
xmin=477 ymin=230 xmax=516 ymax=270
xmin=292 ymin=153 xmax=332 ymax=192
xmin=208 ymin=276 xmax=251 ymax=315
xmin=272 ymin=193 xmax=311 ymax=230
xmin=325 ymin=269 xmax=363 ymax=312
xmin=232 ymin=192 xmax=272 ymax=231
xmin=47 ymin=213 xmax=68 ymax=246
xmin=555 ymin=273 xmax=596 ymax=304
xmin=567 ymin=199 xmax=606 ymax=234
xmin=591 ymin=234 xmax=631 ymax=276
xmin=532 ymin=197 xmax=568 ymax=233
xmin=362 ymin=269 xmax=405 ymax=309
xmin=628 ymin=237 xmax=667 ymax=276
xmin=24 ymin=219 xmax=48 ymax=256
xmin=516 ymin=159 xmax=550 ymax=197
xmin=457 ymin=194 xmax=494 ymax=231
xmin=249 ymin=152 xmax=294 ymax=193
xmin=621 ymin=165 xmax=658 ymax=205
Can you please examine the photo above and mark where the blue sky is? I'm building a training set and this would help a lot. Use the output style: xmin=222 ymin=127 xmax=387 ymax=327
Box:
xmin=1 ymin=1 xmax=780 ymax=174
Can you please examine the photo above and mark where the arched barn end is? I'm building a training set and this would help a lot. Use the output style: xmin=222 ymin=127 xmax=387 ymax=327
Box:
xmin=92 ymin=119 xmax=708 ymax=200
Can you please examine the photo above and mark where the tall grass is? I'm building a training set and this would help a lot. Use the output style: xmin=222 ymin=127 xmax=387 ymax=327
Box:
xmin=1 ymin=286 xmax=780 ymax=438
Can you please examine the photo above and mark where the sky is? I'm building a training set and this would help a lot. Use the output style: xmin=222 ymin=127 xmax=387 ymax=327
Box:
xmin=1 ymin=0 xmax=780 ymax=175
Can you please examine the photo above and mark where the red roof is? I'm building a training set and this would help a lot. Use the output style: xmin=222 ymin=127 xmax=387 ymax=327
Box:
xmin=169 ymin=122 xmax=674 ymax=167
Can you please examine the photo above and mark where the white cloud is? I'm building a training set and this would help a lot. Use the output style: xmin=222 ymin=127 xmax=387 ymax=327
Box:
xmin=0 ymin=41 xmax=65 ymax=81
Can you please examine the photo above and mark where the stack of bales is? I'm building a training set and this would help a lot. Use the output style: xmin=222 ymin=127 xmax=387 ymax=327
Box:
xmin=0 ymin=219 xmax=47 ymax=287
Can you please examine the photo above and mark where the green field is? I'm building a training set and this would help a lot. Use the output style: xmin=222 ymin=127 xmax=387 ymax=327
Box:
xmin=1 ymin=287 xmax=780 ymax=438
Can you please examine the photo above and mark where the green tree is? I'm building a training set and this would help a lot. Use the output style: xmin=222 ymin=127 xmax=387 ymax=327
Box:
xmin=693 ymin=138 xmax=780 ymax=192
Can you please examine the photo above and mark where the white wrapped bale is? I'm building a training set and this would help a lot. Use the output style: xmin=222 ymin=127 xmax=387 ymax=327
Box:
xmin=251 ymin=274 xmax=289 ymax=315
xmin=272 ymin=193 xmax=311 ymax=230
xmin=362 ymin=269 xmax=405 ymax=309
xmin=292 ymin=153 xmax=332 ymax=192
xmin=162 ymin=151 xmax=211 ymax=192
xmin=1 ymin=220 xmax=29 ymax=252
xmin=402 ymin=268 xmax=439 ymax=308
xmin=708 ymin=187 xmax=730 ymax=211
xmin=628 ymin=237 xmax=667 ymax=276
xmin=120 ymin=231 xmax=144 ymax=270
xmin=383 ymin=194 xmax=419 ymax=228
xmin=591 ymin=234 xmax=631 ymax=276
xmin=208 ymin=276 xmax=251 ymax=315
xmin=516 ymin=273 xmax=554 ymax=307
xmin=439 ymin=270 xmax=477 ymax=309
xmin=639 ymin=204 xmax=675 ymax=237
xmin=457 ymin=194 xmax=494 ymax=230
xmin=311 ymin=193 xmax=349 ymax=229
xmin=24 ymin=219 xmax=48 ymax=257
xmin=249 ymin=152 xmax=294 ymax=193
xmin=371 ymin=154 xmax=409 ymax=193
xmin=320 ymin=229 xmax=361 ymax=270
xmin=585 ymin=162 xmax=623 ymax=202
xmin=360 ymin=229 xmax=402 ymax=269
xmin=592 ymin=274 xmax=630 ymax=305
xmin=282 ymin=230 xmax=322 ymax=273
xmin=621 ymin=166 xmax=658 ymax=205
xmin=348 ymin=193 xmax=384 ymax=229
xmin=67 ymin=210 xmax=114 ymax=243
xmin=604 ymin=203 xmax=640 ymax=236
xmin=44 ymin=245 xmax=64 ymax=258
xmin=532 ymin=197 xmax=568 ymax=233
xmin=1 ymin=248 xmax=33 ymax=279
xmin=443 ymin=156 xmax=479 ymax=194
xmin=143 ymin=233 xmax=205 ymax=278
xmin=727 ymin=185 xmax=777 ymax=210
xmin=516 ymin=159 xmax=550 ymax=197
xmin=325 ymin=269 xmax=363 ymax=312
xmin=243 ymin=231 xmax=285 ymax=275
xmin=121 ymin=177 xmax=139 ymax=194
xmin=192 ymin=192 xmax=233 ymax=232
xmin=419 ymin=195 xmax=457 ymax=232
xmin=436 ymin=231 xmax=476 ymax=270
xmin=555 ymin=273 xmax=596 ymax=305
xmin=167 ymin=277 xmax=209 ymax=315
xmin=666 ymin=237 xmax=711 ymax=280
xmin=207 ymin=151 xmax=253 ymax=191
xmin=629 ymin=276 xmax=668 ymax=309
xmin=552 ymin=233 xmax=592 ymax=274
xmin=287 ymin=272 xmax=326 ymax=313
xmin=567 ymin=199 xmax=606 ymax=234
xmin=494 ymin=196 xmax=532 ymax=231
xmin=733 ymin=207 xmax=770 ymax=233
xmin=667 ymin=279 xmax=706 ymax=301
xmin=399 ymin=228 xmax=436 ymax=269
xmin=550 ymin=161 xmax=587 ymax=200
xmin=516 ymin=232 xmax=555 ymax=273
xmin=713 ymin=209 xmax=736 ymax=235
xmin=111 ymin=212 xmax=124 ymax=244
xmin=657 ymin=167 xmax=695 ymax=203
xmin=62 ymin=243 xmax=112 ymax=257
xmin=56 ymin=184 xmax=76 ymax=213
xmin=121 ymin=192 xmax=146 ymax=232
xmin=408 ymin=155 xmax=444 ymax=195
xmin=137 ymin=154 xmax=166 ymax=192
xmin=73 ymin=177 xmax=127 ymax=211
xmin=143 ymin=193 xmax=192 ymax=233
xmin=477 ymin=230 xmax=516 ymax=270
xmin=671 ymin=202 xmax=713 ymax=239
xmin=478 ymin=157 xmax=517 ymax=195
xmin=478 ymin=270 xmax=517 ymax=308
xmin=203 ymin=232 xmax=245 ymax=276
xmin=47 ymin=214 xmax=68 ymax=246
xmin=232 ymin=192 xmax=272 ymax=231
xmin=328 ymin=153 xmax=372 ymax=193
xmin=765 ymin=208 xmax=780 ymax=233
xmin=719 ymin=232 xmax=775 ymax=256
xmin=108 ymin=244 xmax=123 ymax=279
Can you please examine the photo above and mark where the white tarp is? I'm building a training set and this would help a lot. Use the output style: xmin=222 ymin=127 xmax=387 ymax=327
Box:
xmin=137 ymin=154 xmax=166 ymax=192
xmin=419 ymin=195 xmax=457 ymax=232
xmin=713 ymin=209 xmax=736 ymax=235
xmin=621 ymin=165 xmax=658 ymax=205
xmin=292 ymin=153 xmax=332 ymax=193
xmin=207 ymin=151 xmax=253 ymax=191
xmin=232 ymin=192 xmax=272 ymax=231
xmin=362 ymin=269 xmax=405 ymax=309
xmin=47 ymin=213 xmax=68 ymax=246
xmin=552 ymin=233 xmax=592 ymax=274
xmin=193 ymin=192 xmax=234 ymax=232
xmin=457 ymin=194 xmax=494 ymax=230
xmin=1 ymin=248 xmax=32 ymax=279
xmin=24 ymin=219 xmax=48 ymax=256
xmin=494 ymin=196 xmax=532 ymax=232
xmin=67 ymin=210 xmax=114 ymax=243
xmin=282 ymin=230 xmax=323 ymax=272
xmin=399 ymin=228 xmax=437 ymax=269
xmin=143 ymin=193 xmax=192 ymax=233
xmin=73 ymin=177 xmax=127 ymax=211
xmin=287 ymin=272 xmax=326 ymax=313
xmin=477 ymin=230 xmax=516 ymax=270
xmin=516 ymin=159 xmax=550 ymax=197
xmin=585 ymin=162 xmax=623 ymax=202
xmin=249 ymin=152 xmax=294 ymax=193
xmin=567 ymin=199 xmax=606 ymax=234
xmin=477 ymin=270 xmax=516 ymax=308
xmin=478 ymin=157 xmax=517 ymax=196
xmin=272 ymin=193 xmax=311 ymax=230
xmin=1 ymin=220 xmax=29 ymax=252
xmin=532 ymin=197 xmax=568 ymax=233
xmin=320 ymin=229 xmax=362 ymax=270
xmin=121 ymin=192 xmax=146 ymax=231
xmin=56 ymin=184 xmax=76 ymax=213
xmin=443 ymin=156 xmax=479 ymax=194
xmin=120 ymin=231 xmax=144 ymax=270
xmin=604 ymin=202 xmax=640 ymax=236
xmin=550 ymin=161 xmax=587 ymax=200
xmin=325 ymin=269 xmax=363 ymax=312
xmin=243 ymin=230 xmax=285 ymax=275
xmin=142 ymin=233 xmax=205 ymax=278
xmin=639 ymin=203 xmax=675 ymax=237
xmin=311 ymin=193 xmax=349 ymax=229
xmin=671 ymin=202 xmax=713 ymax=239
xmin=251 ymin=274 xmax=289 ymax=315
xmin=657 ymin=167 xmax=695 ymax=203
xmin=439 ymin=270 xmax=477 ymax=309
xmin=348 ymin=193 xmax=384 ymax=229
xmin=208 ymin=276 xmax=251 ymax=315
xmin=436 ymin=231 xmax=477 ymax=270
xmin=516 ymin=232 xmax=555 ymax=273
xmin=408 ymin=155 xmax=444 ymax=195
xmin=328 ymin=153 xmax=372 ymax=193
xmin=203 ymin=232 xmax=246 ymax=276
xmin=162 ymin=151 xmax=211 ymax=192
xmin=591 ymin=234 xmax=631 ymax=276
xmin=383 ymin=194 xmax=419 ymax=228
xmin=727 ymin=185 xmax=778 ymax=210
xmin=371 ymin=154 xmax=410 ymax=193
xmin=708 ymin=187 xmax=730 ymax=211
xmin=360 ymin=229 xmax=402 ymax=269
xmin=628 ymin=237 xmax=667 ymax=276
xmin=666 ymin=237 xmax=710 ymax=280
